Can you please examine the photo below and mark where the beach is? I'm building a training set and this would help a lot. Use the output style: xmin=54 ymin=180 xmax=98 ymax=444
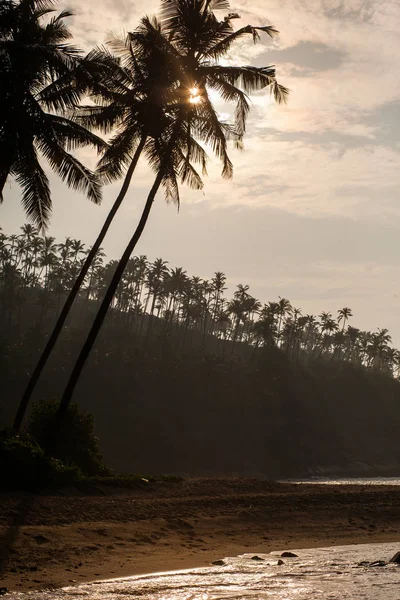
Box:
xmin=1 ymin=478 xmax=400 ymax=593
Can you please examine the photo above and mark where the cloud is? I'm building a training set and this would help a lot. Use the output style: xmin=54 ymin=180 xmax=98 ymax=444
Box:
xmin=185 ymin=138 xmax=400 ymax=224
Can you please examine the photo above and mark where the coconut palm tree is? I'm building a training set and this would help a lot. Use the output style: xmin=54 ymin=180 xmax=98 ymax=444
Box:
xmin=55 ymin=0 xmax=288 ymax=414
xmin=208 ymin=271 xmax=227 ymax=335
xmin=0 ymin=0 xmax=107 ymax=225
xmin=3 ymin=0 xmax=131 ymax=430
xmin=14 ymin=11 xmax=214 ymax=429
xmin=251 ymin=306 xmax=277 ymax=349
xmin=337 ymin=307 xmax=353 ymax=331
xmin=276 ymin=297 xmax=292 ymax=339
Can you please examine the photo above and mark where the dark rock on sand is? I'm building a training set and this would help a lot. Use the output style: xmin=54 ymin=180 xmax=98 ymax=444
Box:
xmin=389 ymin=552 xmax=400 ymax=564
xmin=369 ymin=560 xmax=386 ymax=567
xmin=33 ymin=535 xmax=49 ymax=544
xmin=251 ymin=556 xmax=264 ymax=561
xmin=281 ymin=552 xmax=298 ymax=558
xmin=211 ymin=560 xmax=225 ymax=566
xmin=0 ymin=588 xmax=8 ymax=596
xmin=277 ymin=559 xmax=284 ymax=566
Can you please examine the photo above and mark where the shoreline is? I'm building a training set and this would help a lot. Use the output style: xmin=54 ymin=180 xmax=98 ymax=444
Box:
xmin=1 ymin=478 xmax=400 ymax=592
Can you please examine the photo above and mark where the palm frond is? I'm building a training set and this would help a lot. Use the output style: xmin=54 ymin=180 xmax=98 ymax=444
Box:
xmin=72 ymin=103 xmax=126 ymax=135
xmin=204 ymin=75 xmax=250 ymax=135
xmin=270 ymin=80 xmax=290 ymax=105
xmin=176 ymin=147 xmax=204 ymax=190
xmin=47 ymin=115 xmax=108 ymax=152
xmin=203 ymin=64 xmax=276 ymax=92
xmin=203 ymin=24 xmax=279 ymax=60
xmin=193 ymin=93 xmax=233 ymax=178
xmin=14 ymin=144 xmax=51 ymax=230
xmin=37 ymin=136 xmax=102 ymax=205
xmin=209 ymin=0 xmax=231 ymax=10
xmin=179 ymin=126 xmax=208 ymax=176
xmin=97 ymin=124 xmax=142 ymax=183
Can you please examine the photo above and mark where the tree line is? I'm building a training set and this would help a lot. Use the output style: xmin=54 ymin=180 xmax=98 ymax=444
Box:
xmin=2 ymin=224 xmax=399 ymax=379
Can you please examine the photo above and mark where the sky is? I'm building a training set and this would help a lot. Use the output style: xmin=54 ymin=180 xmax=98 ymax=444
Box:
xmin=2 ymin=0 xmax=400 ymax=344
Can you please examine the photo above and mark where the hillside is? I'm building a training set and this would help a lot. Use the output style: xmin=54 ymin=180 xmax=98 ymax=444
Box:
xmin=1 ymin=294 xmax=400 ymax=478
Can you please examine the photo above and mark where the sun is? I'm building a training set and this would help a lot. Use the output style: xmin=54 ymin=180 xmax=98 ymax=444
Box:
xmin=189 ymin=87 xmax=201 ymax=104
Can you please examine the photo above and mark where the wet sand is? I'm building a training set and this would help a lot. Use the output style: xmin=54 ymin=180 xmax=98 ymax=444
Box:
xmin=1 ymin=478 xmax=400 ymax=593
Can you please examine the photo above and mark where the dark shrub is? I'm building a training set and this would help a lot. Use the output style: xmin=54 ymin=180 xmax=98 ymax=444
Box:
xmin=0 ymin=434 xmax=82 ymax=489
xmin=27 ymin=400 xmax=111 ymax=476
xmin=0 ymin=435 xmax=47 ymax=489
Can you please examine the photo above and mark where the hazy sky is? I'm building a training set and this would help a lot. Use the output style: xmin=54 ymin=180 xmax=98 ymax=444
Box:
xmin=2 ymin=0 xmax=400 ymax=344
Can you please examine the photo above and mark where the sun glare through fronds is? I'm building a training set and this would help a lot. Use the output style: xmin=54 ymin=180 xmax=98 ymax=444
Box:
xmin=189 ymin=87 xmax=201 ymax=104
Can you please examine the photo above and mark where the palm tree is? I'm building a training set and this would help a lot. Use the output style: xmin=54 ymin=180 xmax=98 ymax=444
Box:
xmin=337 ymin=307 xmax=353 ymax=331
xmin=11 ymin=18 xmax=185 ymax=429
xmin=56 ymin=0 xmax=288 ymax=414
xmin=276 ymin=297 xmax=292 ymax=339
xmin=146 ymin=258 xmax=169 ymax=319
xmin=208 ymin=271 xmax=227 ymax=335
xmin=1 ymin=0 xmax=107 ymax=225
xmin=2 ymin=0 xmax=132 ymax=430
xmin=14 ymin=8 xmax=214 ymax=429
xmin=251 ymin=306 xmax=277 ymax=349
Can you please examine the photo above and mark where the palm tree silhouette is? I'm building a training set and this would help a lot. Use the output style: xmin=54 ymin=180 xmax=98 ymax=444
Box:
xmin=12 ymin=15 xmax=204 ymax=428
xmin=337 ymin=307 xmax=353 ymax=331
xmin=1 ymin=0 xmax=107 ymax=226
xmin=56 ymin=0 xmax=288 ymax=413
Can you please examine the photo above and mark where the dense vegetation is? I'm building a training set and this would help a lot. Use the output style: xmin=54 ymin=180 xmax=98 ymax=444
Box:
xmin=1 ymin=225 xmax=399 ymax=377
xmin=2 ymin=225 xmax=400 ymax=479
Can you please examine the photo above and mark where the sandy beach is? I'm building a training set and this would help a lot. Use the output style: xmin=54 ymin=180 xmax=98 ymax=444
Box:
xmin=1 ymin=478 xmax=400 ymax=593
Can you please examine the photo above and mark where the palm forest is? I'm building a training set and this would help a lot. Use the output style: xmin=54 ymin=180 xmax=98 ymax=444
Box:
xmin=1 ymin=0 xmax=400 ymax=484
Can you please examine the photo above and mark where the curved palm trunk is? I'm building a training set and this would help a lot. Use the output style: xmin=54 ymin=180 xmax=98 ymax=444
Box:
xmin=13 ymin=136 xmax=147 ymax=431
xmin=57 ymin=155 xmax=174 ymax=418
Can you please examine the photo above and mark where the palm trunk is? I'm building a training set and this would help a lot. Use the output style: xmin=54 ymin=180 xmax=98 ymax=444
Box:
xmin=56 ymin=137 xmax=179 ymax=418
xmin=12 ymin=136 xmax=146 ymax=431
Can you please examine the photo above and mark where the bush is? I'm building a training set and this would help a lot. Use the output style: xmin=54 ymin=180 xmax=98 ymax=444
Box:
xmin=27 ymin=400 xmax=111 ymax=477
xmin=0 ymin=434 xmax=83 ymax=490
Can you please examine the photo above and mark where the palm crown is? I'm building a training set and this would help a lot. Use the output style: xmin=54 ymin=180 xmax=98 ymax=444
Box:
xmin=0 ymin=0 xmax=108 ymax=229
xmin=80 ymin=0 xmax=288 ymax=189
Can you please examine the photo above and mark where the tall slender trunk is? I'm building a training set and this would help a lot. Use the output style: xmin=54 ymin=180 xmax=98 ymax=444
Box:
xmin=56 ymin=125 xmax=181 ymax=418
xmin=13 ymin=137 xmax=146 ymax=431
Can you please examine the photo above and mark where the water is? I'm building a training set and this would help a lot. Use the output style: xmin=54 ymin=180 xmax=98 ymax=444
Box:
xmin=9 ymin=542 xmax=400 ymax=600
xmin=283 ymin=478 xmax=400 ymax=486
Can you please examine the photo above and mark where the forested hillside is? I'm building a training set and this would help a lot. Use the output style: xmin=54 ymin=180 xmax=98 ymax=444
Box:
xmin=1 ymin=226 xmax=400 ymax=477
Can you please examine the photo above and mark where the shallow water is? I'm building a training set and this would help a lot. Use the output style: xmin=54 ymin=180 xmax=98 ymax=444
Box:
xmin=10 ymin=542 xmax=400 ymax=600
xmin=284 ymin=477 xmax=400 ymax=485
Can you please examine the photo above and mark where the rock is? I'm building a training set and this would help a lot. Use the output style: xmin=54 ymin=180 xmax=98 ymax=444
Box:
xmin=0 ymin=588 xmax=7 ymax=596
xmin=277 ymin=559 xmax=284 ymax=566
xmin=211 ymin=560 xmax=225 ymax=566
xmin=369 ymin=560 xmax=386 ymax=567
xmin=251 ymin=556 xmax=264 ymax=561
xmin=281 ymin=552 xmax=298 ymax=558
xmin=389 ymin=552 xmax=400 ymax=564
xmin=33 ymin=535 xmax=49 ymax=544
xmin=357 ymin=561 xmax=369 ymax=567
